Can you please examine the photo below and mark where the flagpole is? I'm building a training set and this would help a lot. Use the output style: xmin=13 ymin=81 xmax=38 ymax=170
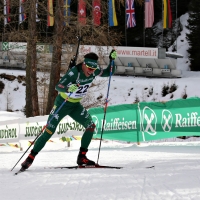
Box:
xmin=143 ymin=1 xmax=145 ymax=47
xmin=125 ymin=0 xmax=127 ymax=46
xmin=176 ymin=0 xmax=177 ymax=52
xmin=108 ymin=0 xmax=111 ymax=45
xmin=162 ymin=0 xmax=164 ymax=48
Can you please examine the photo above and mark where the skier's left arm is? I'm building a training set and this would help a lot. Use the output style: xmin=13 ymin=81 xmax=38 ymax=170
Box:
xmin=94 ymin=50 xmax=117 ymax=77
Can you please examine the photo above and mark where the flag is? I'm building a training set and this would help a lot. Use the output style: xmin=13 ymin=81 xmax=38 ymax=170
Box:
xmin=109 ymin=0 xmax=117 ymax=26
xmin=163 ymin=0 xmax=172 ymax=29
xmin=64 ymin=0 xmax=71 ymax=25
xmin=126 ymin=0 xmax=136 ymax=28
xmin=36 ymin=1 xmax=40 ymax=22
xmin=47 ymin=0 xmax=54 ymax=26
xmin=93 ymin=0 xmax=101 ymax=26
xmin=19 ymin=0 xmax=27 ymax=24
xmin=4 ymin=0 xmax=11 ymax=25
xmin=78 ymin=0 xmax=86 ymax=25
xmin=145 ymin=0 xmax=154 ymax=28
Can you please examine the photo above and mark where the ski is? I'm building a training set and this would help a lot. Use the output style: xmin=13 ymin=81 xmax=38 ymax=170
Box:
xmin=47 ymin=165 xmax=155 ymax=170
xmin=14 ymin=167 xmax=26 ymax=175
xmin=146 ymin=165 xmax=155 ymax=169
xmin=48 ymin=164 xmax=122 ymax=170
xmin=14 ymin=165 xmax=155 ymax=175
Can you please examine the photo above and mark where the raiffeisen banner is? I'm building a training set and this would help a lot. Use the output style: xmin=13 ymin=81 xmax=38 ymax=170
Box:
xmin=79 ymin=45 xmax=159 ymax=59
xmin=137 ymin=98 xmax=200 ymax=141
xmin=89 ymin=104 xmax=139 ymax=142
xmin=89 ymin=97 xmax=200 ymax=142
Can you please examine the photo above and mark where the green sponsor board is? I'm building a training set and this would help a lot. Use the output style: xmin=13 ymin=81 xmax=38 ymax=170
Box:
xmin=89 ymin=98 xmax=200 ymax=142
xmin=138 ymin=97 xmax=200 ymax=142
xmin=89 ymin=104 xmax=139 ymax=142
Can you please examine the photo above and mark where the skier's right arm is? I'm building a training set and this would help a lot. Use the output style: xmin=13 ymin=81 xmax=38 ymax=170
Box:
xmin=55 ymin=68 xmax=77 ymax=93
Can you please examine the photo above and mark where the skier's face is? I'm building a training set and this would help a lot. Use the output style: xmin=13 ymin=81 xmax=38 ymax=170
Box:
xmin=82 ymin=62 xmax=96 ymax=77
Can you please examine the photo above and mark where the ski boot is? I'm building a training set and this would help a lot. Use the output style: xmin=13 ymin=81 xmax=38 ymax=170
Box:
xmin=21 ymin=150 xmax=38 ymax=170
xmin=77 ymin=148 xmax=95 ymax=166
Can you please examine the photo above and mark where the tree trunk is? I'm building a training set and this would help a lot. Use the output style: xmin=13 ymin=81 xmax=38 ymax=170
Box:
xmin=26 ymin=0 xmax=39 ymax=117
xmin=46 ymin=0 xmax=64 ymax=114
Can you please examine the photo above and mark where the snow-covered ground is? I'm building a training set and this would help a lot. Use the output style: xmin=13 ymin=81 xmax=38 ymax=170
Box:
xmin=1 ymin=140 xmax=200 ymax=200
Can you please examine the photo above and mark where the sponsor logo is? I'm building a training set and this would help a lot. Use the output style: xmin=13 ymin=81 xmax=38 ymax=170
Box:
xmin=46 ymin=128 xmax=53 ymax=135
xmin=57 ymin=121 xmax=84 ymax=134
xmin=54 ymin=114 xmax=59 ymax=121
xmin=68 ymin=71 xmax=74 ymax=77
xmin=139 ymin=105 xmax=157 ymax=141
xmin=50 ymin=105 xmax=57 ymax=115
xmin=92 ymin=115 xmax=137 ymax=135
xmin=25 ymin=125 xmax=43 ymax=137
xmin=161 ymin=109 xmax=173 ymax=132
xmin=175 ymin=112 xmax=200 ymax=127
xmin=58 ymin=84 xmax=64 ymax=88
xmin=48 ymin=123 xmax=55 ymax=129
xmin=87 ymin=61 xmax=97 ymax=67
xmin=81 ymin=108 xmax=86 ymax=115
xmin=79 ymin=77 xmax=94 ymax=83
xmin=139 ymin=104 xmax=200 ymax=141
xmin=0 ymin=127 xmax=17 ymax=139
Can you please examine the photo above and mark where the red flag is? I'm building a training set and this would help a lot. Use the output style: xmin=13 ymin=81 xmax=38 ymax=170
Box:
xmin=78 ymin=0 xmax=86 ymax=25
xmin=93 ymin=0 xmax=101 ymax=26
xmin=167 ymin=0 xmax=172 ymax=28
xmin=145 ymin=0 xmax=154 ymax=28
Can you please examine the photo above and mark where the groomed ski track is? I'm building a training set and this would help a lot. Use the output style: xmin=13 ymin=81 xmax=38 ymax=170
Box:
xmin=1 ymin=142 xmax=200 ymax=200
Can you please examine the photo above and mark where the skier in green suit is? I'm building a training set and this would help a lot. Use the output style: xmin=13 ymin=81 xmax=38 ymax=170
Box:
xmin=21 ymin=49 xmax=117 ymax=170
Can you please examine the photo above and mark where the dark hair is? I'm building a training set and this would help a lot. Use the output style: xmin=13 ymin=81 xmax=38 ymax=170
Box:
xmin=84 ymin=52 xmax=98 ymax=61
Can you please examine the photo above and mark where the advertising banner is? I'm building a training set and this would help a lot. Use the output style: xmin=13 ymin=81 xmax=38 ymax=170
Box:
xmin=1 ymin=98 xmax=200 ymax=145
xmin=19 ymin=115 xmax=85 ymax=140
xmin=89 ymin=98 xmax=200 ymax=142
xmin=0 ymin=123 xmax=19 ymax=143
xmin=90 ymin=104 xmax=139 ymax=141
xmin=138 ymin=98 xmax=200 ymax=141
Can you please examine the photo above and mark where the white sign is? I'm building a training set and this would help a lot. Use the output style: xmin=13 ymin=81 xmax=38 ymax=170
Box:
xmin=79 ymin=45 xmax=159 ymax=59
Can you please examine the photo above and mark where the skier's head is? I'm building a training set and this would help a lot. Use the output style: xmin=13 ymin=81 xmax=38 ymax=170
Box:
xmin=83 ymin=52 xmax=98 ymax=70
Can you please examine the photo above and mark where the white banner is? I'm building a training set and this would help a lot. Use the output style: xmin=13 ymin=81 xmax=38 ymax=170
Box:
xmin=79 ymin=45 xmax=159 ymax=59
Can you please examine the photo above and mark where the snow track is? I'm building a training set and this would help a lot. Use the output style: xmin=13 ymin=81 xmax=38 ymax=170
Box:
xmin=1 ymin=142 xmax=200 ymax=200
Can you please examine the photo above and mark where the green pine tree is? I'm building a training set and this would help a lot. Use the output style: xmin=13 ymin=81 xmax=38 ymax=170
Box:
xmin=186 ymin=0 xmax=200 ymax=71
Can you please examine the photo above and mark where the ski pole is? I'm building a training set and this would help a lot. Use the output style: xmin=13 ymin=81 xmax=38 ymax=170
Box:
xmin=67 ymin=35 xmax=82 ymax=71
xmin=74 ymin=35 xmax=82 ymax=64
xmin=97 ymin=60 xmax=114 ymax=164
xmin=11 ymin=91 xmax=76 ymax=171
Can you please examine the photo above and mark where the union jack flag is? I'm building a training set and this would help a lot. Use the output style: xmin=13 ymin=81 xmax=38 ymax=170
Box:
xmin=126 ymin=0 xmax=136 ymax=28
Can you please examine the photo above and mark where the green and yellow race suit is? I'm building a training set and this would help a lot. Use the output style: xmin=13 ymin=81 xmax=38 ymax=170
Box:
xmin=32 ymin=63 xmax=115 ymax=154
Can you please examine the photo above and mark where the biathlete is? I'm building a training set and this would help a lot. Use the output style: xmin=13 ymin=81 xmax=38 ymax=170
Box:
xmin=21 ymin=50 xmax=117 ymax=169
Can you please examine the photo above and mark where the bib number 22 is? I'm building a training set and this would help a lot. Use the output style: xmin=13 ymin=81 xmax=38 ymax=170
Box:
xmin=76 ymin=85 xmax=89 ymax=94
